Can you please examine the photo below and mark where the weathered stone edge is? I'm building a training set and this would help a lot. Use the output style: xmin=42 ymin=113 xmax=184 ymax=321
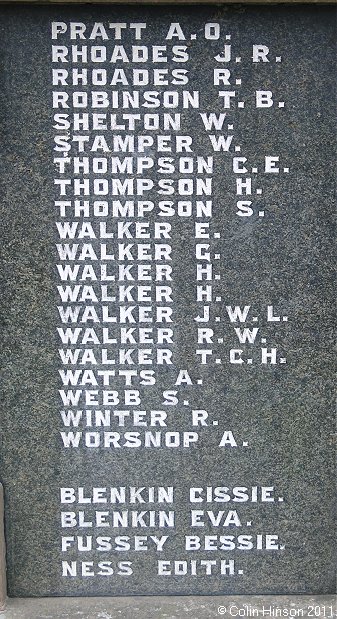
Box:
xmin=0 ymin=485 xmax=6 ymax=612
xmin=0 ymin=1 xmax=335 ymax=5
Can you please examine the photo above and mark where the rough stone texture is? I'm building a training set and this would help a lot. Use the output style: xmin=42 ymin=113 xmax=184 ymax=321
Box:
xmin=0 ymin=485 xmax=6 ymax=611
xmin=0 ymin=4 xmax=335 ymax=599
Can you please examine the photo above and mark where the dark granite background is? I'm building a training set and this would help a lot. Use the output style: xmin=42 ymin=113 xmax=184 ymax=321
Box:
xmin=0 ymin=5 xmax=335 ymax=596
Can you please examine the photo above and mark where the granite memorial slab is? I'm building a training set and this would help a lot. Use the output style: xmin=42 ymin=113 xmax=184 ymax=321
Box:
xmin=0 ymin=4 xmax=335 ymax=597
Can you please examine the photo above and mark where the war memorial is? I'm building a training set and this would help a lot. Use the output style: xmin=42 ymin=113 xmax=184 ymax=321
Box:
xmin=0 ymin=0 xmax=335 ymax=616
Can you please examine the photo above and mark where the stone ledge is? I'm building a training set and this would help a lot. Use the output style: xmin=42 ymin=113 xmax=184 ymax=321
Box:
xmin=1 ymin=595 xmax=337 ymax=619
xmin=0 ymin=0 xmax=335 ymax=4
